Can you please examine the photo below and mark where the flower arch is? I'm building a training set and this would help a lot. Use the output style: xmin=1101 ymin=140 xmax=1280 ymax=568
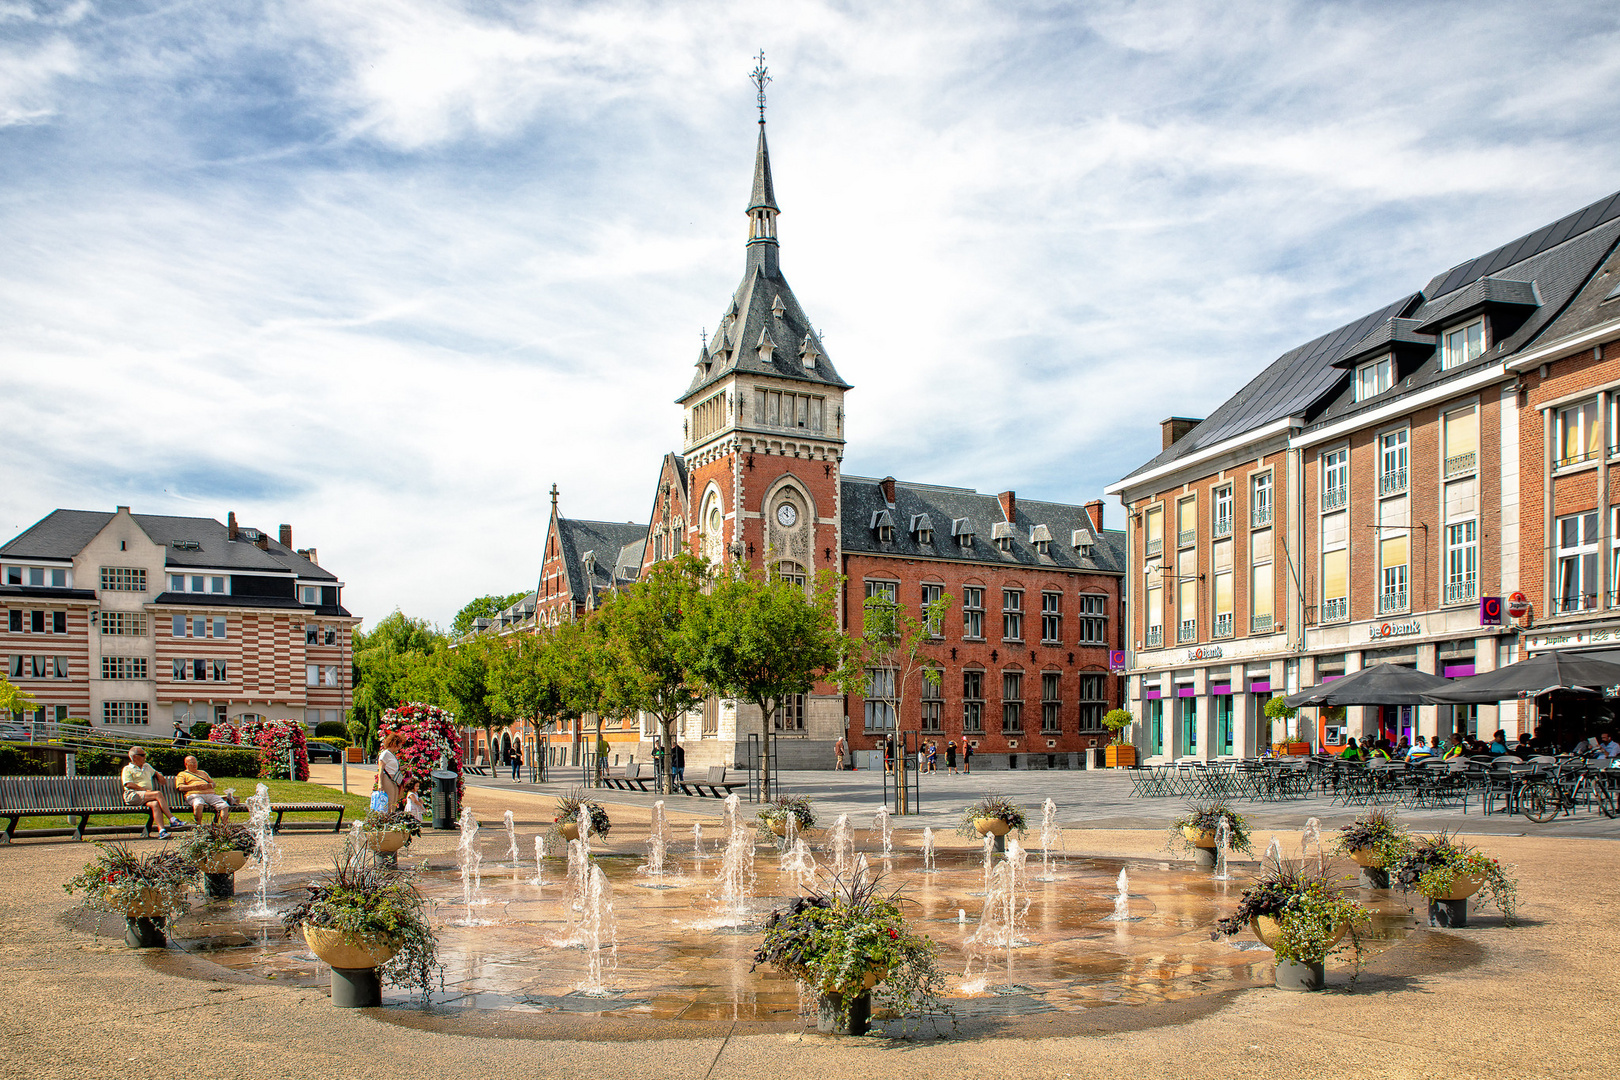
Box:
xmin=207 ymin=718 xmax=309 ymax=781
xmin=380 ymin=702 xmax=464 ymax=801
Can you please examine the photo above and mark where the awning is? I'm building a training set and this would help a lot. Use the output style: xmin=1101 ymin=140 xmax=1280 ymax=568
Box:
xmin=1284 ymin=663 xmax=1451 ymax=708
xmin=1421 ymin=649 xmax=1620 ymax=705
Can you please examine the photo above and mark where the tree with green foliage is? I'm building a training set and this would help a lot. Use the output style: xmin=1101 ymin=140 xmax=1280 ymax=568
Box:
xmin=452 ymin=592 xmax=530 ymax=637
xmin=350 ymin=611 xmax=448 ymax=752
xmin=686 ymin=564 xmax=855 ymax=801
xmin=857 ymin=587 xmax=952 ymax=802
xmin=442 ymin=633 xmax=505 ymax=761
xmin=548 ymin=613 xmax=643 ymax=785
xmin=592 ymin=554 xmax=712 ymax=795
xmin=487 ymin=630 xmax=565 ymax=740
xmin=0 ymin=674 xmax=36 ymax=721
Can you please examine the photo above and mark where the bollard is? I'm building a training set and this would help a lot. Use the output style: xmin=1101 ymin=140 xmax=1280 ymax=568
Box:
xmin=330 ymin=967 xmax=382 ymax=1008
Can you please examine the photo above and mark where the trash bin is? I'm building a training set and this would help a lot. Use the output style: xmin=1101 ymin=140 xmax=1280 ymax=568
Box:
xmin=1090 ymin=747 xmax=1108 ymax=769
xmin=431 ymin=769 xmax=459 ymax=830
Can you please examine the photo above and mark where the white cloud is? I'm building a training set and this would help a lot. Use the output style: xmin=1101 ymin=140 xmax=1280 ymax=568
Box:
xmin=0 ymin=36 xmax=77 ymax=125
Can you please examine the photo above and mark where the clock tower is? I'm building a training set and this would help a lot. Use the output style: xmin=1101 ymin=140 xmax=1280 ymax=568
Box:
xmin=677 ymin=62 xmax=850 ymax=589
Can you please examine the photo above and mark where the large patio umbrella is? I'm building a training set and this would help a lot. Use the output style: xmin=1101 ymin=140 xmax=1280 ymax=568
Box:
xmin=1284 ymin=662 xmax=1451 ymax=707
xmin=1421 ymin=650 xmax=1620 ymax=705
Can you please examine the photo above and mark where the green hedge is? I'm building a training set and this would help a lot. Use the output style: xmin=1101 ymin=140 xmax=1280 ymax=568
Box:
xmin=0 ymin=744 xmax=49 ymax=776
xmin=0 ymin=742 xmax=262 ymax=778
xmin=307 ymin=736 xmax=350 ymax=751
xmin=314 ymin=720 xmax=348 ymax=738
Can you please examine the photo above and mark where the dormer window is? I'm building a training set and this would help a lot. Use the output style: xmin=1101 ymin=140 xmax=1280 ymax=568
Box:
xmin=756 ymin=328 xmax=775 ymax=363
xmin=1071 ymin=528 xmax=1095 ymax=555
xmin=1354 ymin=356 xmax=1393 ymax=401
xmin=992 ymin=521 xmax=1016 ymax=552
xmin=871 ymin=510 xmax=895 ymax=543
xmin=1030 ymin=524 xmax=1053 ymax=556
xmin=1440 ymin=318 xmax=1486 ymax=370
xmin=952 ymin=518 xmax=974 ymax=548
xmin=911 ymin=514 xmax=934 ymax=545
xmin=799 ymin=332 xmax=819 ymax=370
xmin=772 ymin=295 xmax=785 ymax=319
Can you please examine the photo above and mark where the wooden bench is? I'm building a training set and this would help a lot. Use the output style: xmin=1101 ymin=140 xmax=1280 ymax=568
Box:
xmin=606 ymin=762 xmax=658 ymax=792
xmin=0 ymin=775 xmax=346 ymax=842
xmin=676 ymin=766 xmax=746 ymax=799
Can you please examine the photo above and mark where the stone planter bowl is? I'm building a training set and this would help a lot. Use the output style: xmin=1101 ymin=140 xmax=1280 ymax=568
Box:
xmin=1348 ymin=848 xmax=1384 ymax=869
xmin=769 ymin=819 xmax=788 ymax=838
xmin=1182 ymin=826 xmax=1218 ymax=849
xmin=195 ymin=850 xmax=248 ymax=875
xmin=302 ymin=925 xmax=400 ymax=970
xmin=974 ymin=817 xmax=1012 ymax=838
xmin=559 ymin=822 xmax=581 ymax=842
xmin=1251 ymin=916 xmax=1347 ymax=953
xmin=1423 ymin=871 xmax=1485 ymax=902
xmin=362 ymin=831 xmax=407 ymax=854
xmin=115 ymin=887 xmax=174 ymax=919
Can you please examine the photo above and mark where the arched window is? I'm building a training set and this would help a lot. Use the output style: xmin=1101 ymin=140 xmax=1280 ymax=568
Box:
xmin=701 ymin=491 xmax=724 ymax=566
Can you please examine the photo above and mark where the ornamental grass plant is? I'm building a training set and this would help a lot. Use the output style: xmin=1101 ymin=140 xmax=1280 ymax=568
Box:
xmin=64 ymin=843 xmax=193 ymax=923
xmin=1331 ymin=808 xmax=1412 ymax=866
xmin=756 ymin=794 xmax=816 ymax=834
xmin=175 ymin=823 xmax=257 ymax=863
xmin=753 ymin=866 xmax=949 ymax=1030
xmin=552 ymin=788 xmax=612 ymax=838
xmin=954 ymin=793 xmax=1027 ymax=837
xmin=1167 ymin=801 xmax=1254 ymax=856
xmin=1214 ymin=857 xmax=1370 ymax=971
xmin=282 ymin=843 xmax=441 ymax=1000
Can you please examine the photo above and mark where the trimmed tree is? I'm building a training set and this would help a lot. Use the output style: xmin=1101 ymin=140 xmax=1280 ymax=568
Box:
xmin=856 ymin=586 xmax=952 ymax=805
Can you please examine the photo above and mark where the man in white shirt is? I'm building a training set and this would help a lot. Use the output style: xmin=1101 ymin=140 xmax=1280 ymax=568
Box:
xmin=121 ymin=747 xmax=181 ymax=838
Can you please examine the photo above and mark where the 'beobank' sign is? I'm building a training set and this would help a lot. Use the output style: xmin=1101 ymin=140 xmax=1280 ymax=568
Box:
xmin=1368 ymin=619 xmax=1422 ymax=641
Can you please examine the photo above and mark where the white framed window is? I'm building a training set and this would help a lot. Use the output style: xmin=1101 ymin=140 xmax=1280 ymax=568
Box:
xmin=103 ymin=701 xmax=149 ymax=726
xmin=1176 ymin=497 xmax=1197 ymax=549
xmin=1251 ymin=527 xmax=1274 ymax=632
xmin=306 ymin=663 xmax=320 ymax=687
xmin=1321 ymin=511 xmax=1348 ymax=623
xmin=1078 ymin=594 xmax=1107 ymax=643
xmin=1322 ymin=447 xmax=1349 ymax=510
xmin=99 ymin=567 xmax=145 ymax=592
xmin=754 ymin=388 xmax=824 ymax=432
xmin=1354 ymin=356 xmax=1393 ymax=401
xmin=1445 ymin=521 xmax=1477 ymax=605
xmin=962 ymin=587 xmax=984 ymax=639
xmin=1144 ymin=505 xmax=1163 ymax=556
xmin=1144 ymin=586 xmax=1162 ymax=647
xmin=1441 ymin=318 xmax=1486 ymax=370
xmin=1252 ymin=472 xmax=1273 ymax=527
xmin=1379 ymin=429 xmax=1409 ymax=495
xmin=1212 ymin=485 xmax=1234 ymax=538
xmin=300 ymin=585 xmax=320 ymax=604
xmin=101 ymin=656 xmax=148 ymax=680
xmin=1212 ymin=539 xmax=1234 ymax=637
xmin=864 ymin=580 xmax=897 ymax=603
xmin=1557 ymin=511 xmax=1599 ymax=614
xmin=100 ymin=612 xmax=145 ymax=637
xmin=1557 ymin=399 xmax=1601 ymax=468
xmin=1443 ymin=406 xmax=1478 ymax=479
xmin=1002 ymin=588 xmax=1023 ymax=642
xmin=1379 ymin=532 xmax=1409 ymax=614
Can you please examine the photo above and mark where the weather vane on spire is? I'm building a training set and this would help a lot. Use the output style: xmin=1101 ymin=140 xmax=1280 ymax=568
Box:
xmin=750 ymin=50 xmax=770 ymax=123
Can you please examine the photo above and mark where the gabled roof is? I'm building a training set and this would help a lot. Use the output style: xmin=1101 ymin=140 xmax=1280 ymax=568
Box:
xmin=1119 ymin=187 xmax=1620 ymax=486
xmin=0 ymin=509 xmax=337 ymax=581
xmin=556 ymin=517 xmax=649 ymax=604
xmin=841 ymin=476 xmax=1125 ymax=576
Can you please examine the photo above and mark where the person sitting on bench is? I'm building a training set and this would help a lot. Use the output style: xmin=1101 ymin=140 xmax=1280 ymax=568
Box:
xmin=175 ymin=755 xmax=231 ymax=825
xmin=122 ymin=747 xmax=182 ymax=838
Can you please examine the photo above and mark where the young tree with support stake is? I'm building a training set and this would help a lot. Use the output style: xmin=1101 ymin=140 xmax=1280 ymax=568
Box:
xmin=591 ymin=555 xmax=711 ymax=795
xmin=858 ymin=588 xmax=952 ymax=811
xmin=547 ymin=612 xmax=642 ymax=786
xmin=486 ymin=630 xmax=567 ymax=767
xmin=686 ymin=564 xmax=855 ymax=802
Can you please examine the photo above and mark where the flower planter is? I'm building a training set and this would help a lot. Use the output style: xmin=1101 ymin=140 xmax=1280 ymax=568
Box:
xmin=769 ymin=820 xmax=788 ymax=838
xmin=1425 ymin=871 xmax=1485 ymax=902
xmin=363 ymin=831 xmax=408 ymax=854
xmin=302 ymin=925 xmax=400 ymax=1008
xmin=194 ymin=850 xmax=248 ymax=899
xmin=1347 ymin=848 xmax=1383 ymax=869
xmin=1182 ymin=827 xmax=1218 ymax=849
xmin=1251 ymin=916 xmax=1347 ymax=952
xmin=974 ymin=817 xmax=1012 ymax=837
xmin=1105 ymin=745 xmax=1136 ymax=768
xmin=559 ymin=822 xmax=581 ymax=842
xmin=817 ymin=990 xmax=874 ymax=1036
xmin=115 ymin=888 xmax=173 ymax=948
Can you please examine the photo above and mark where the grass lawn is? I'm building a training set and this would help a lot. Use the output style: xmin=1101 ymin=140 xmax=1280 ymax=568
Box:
xmin=11 ymin=777 xmax=372 ymax=835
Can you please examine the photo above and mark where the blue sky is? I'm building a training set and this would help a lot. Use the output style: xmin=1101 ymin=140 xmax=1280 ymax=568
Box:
xmin=4 ymin=0 xmax=1620 ymax=628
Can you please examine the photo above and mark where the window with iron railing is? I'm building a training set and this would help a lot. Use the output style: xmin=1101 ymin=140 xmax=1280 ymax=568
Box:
xmin=1251 ymin=505 xmax=1272 ymax=527
xmin=1444 ymin=451 xmax=1476 ymax=479
xmin=1378 ymin=588 xmax=1408 ymax=615
xmin=1177 ymin=618 xmax=1196 ymax=643
xmin=1379 ymin=467 xmax=1407 ymax=496
xmin=1321 ymin=487 xmax=1347 ymax=511
xmin=1321 ymin=597 xmax=1348 ymax=623
xmin=1145 ymin=626 xmax=1162 ymax=648
xmin=1556 ymin=511 xmax=1598 ymax=614
xmin=1251 ymin=613 xmax=1273 ymax=634
xmin=1213 ymin=611 xmax=1233 ymax=638
xmin=1322 ymin=448 xmax=1348 ymax=512
xmin=1213 ymin=485 xmax=1233 ymax=538
xmin=1178 ymin=529 xmax=1197 ymax=548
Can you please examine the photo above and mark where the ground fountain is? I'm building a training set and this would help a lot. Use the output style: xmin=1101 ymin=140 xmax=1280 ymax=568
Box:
xmin=921 ymin=827 xmax=936 ymax=872
xmin=638 ymin=800 xmax=677 ymax=888
xmin=532 ymin=834 xmax=547 ymax=889
xmin=1037 ymin=799 xmax=1061 ymax=881
xmin=827 ymin=814 xmax=853 ymax=876
xmin=1212 ymin=817 xmax=1234 ymax=882
xmin=574 ymin=865 xmax=617 ymax=995
xmin=244 ymin=784 xmax=280 ymax=919
xmin=963 ymin=838 xmax=1032 ymax=991
xmin=502 ymin=810 xmax=521 ymax=876
xmin=1101 ymin=868 xmax=1136 ymax=922
xmin=692 ymin=822 xmax=704 ymax=858
xmin=979 ymin=833 xmax=995 ymax=896
xmin=454 ymin=807 xmax=490 ymax=926
xmin=1301 ymin=817 xmax=1324 ymax=872
xmin=1265 ymin=837 xmax=1284 ymax=867
xmin=874 ymin=805 xmax=892 ymax=861
xmin=781 ymin=835 xmax=817 ymax=890
xmin=715 ymin=795 xmax=755 ymax=919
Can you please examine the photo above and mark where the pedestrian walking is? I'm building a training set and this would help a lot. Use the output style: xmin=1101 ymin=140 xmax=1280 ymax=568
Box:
xmin=833 ymin=735 xmax=847 ymax=771
xmin=884 ymin=737 xmax=895 ymax=773
xmin=963 ymin=742 xmax=973 ymax=774
xmin=926 ymin=741 xmax=938 ymax=773
xmin=945 ymin=741 xmax=957 ymax=774
xmin=510 ymin=743 xmax=523 ymax=781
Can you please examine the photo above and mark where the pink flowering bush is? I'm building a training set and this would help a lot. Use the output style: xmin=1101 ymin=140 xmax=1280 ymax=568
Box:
xmin=380 ymin=702 xmax=464 ymax=802
xmin=207 ymin=719 xmax=310 ymax=781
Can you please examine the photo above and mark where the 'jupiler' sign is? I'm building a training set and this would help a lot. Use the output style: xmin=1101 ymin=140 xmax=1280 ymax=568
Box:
xmin=1369 ymin=619 xmax=1423 ymax=641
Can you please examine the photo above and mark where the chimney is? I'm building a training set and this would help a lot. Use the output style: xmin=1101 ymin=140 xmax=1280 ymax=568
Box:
xmin=116 ymin=505 xmax=130 ymax=514
xmin=279 ymin=524 xmax=292 ymax=547
xmin=1085 ymin=499 xmax=1105 ymax=531
xmin=1160 ymin=416 xmax=1203 ymax=450
xmin=227 ymin=512 xmax=239 ymax=541
xmin=255 ymin=532 xmax=269 ymax=551
xmin=998 ymin=490 xmax=1016 ymax=523
xmin=304 ymin=547 xmax=318 ymax=567
xmin=879 ymin=476 xmax=897 ymax=504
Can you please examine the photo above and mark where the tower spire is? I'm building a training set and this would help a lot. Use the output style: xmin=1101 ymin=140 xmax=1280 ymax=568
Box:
xmin=746 ymin=51 xmax=778 ymax=264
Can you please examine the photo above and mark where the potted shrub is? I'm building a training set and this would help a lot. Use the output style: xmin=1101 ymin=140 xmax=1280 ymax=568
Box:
xmin=1102 ymin=708 xmax=1136 ymax=767
xmin=552 ymin=788 xmax=611 ymax=843
xmin=360 ymin=810 xmax=418 ymax=856
xmin=758 ymin=795 xmax=816 ymax=839
xmin=955 ymin=794 xmax=1027 ymax=852
xmin=1215 ymin=858 xmax=1369 ymax=991
xmin=176 ymin=823 xmax=258 ymax=898
xmin=1331 ymin=808 xmax=1411 ymax=888
xmin=752 ymin=867 xmax=948 ymax=1035
xmin=1391 ymin=832 xmax=1518 ymax=928
xmin=64 ymin=843 xmax=193 ymax=948
xmin=282 ymin=845 xmax=440 ymax=1007
xmin=1168 ymin=802 xmax=1253 ymax=869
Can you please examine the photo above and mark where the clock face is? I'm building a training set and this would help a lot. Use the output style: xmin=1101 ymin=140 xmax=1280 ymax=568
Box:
xmin=776 ymin=503 xmax=798 ymax=527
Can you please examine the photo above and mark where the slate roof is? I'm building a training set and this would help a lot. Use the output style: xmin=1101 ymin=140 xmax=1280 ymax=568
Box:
xmin=682 ymin=124 xmax=850 ymax=403
xmin=556 ymin=518 xmax=649 ymax=604
xmin=0 ymin=509 xmax=337 ymax=581
xmin=841 ymin=476 xmax=1125 ymax=577
xmin=1119 ymin=187 xmax=1620 ymax=484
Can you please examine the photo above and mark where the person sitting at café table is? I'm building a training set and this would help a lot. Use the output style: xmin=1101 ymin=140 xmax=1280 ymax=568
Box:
xmin=1339 ymin=737 xmax=1365 ymax=761
xmin=1512 ymin=733 xmax=1537 ymax=757
xmin=1444 ymin=735 xmax=1468 ymax=760
xmin=1592 ymin=731 xmax=1620 ymax=762
xmin=175 ymin=754 xmax=231 ymax=825
xmin=1488 ymin=729 xmax=1510 ymax=755
xmin=1369 ymin=740 xmax=1392 ymax=761
xmin=1408 ymin=735 xmax=1434 ymax=760
xmin=121 ymin=746 xmax=182 ymax=838
xmin=1393 ymin=736 xmax=1412 ymax=759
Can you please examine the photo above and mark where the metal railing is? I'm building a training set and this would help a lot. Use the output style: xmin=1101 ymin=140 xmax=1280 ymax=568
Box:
xmin=1444 ymin=451 xmax=1476 ymax=478
xmin=1251 ymin=614 xmax=1273 ymax=634
xmin=1213 ymin=612 xmax=1233 ymax=638
xmin=1212 ymin=515 xmax=1233 ymax=538
xmin=1252 ymin=506 xmax=1273 ymax=527
xmin=1555 ymin=449 xmax=1600 ymax=470
xmin=1145 ymin=626 xmax=1163 ymax=648
xmin=1321 ymin=596 xmax=1348 ymax=622
xmin=1444 ymin=579 xmax=1477 ymax=605
xmin=1177 ymin=529 xmax=1197 ymax=548
xmin=1378 ymin=588 xmax=1408 ymax=614
xmin=1379 ymin=467 xmax=1407 ymax=496
xmin=1177 ymin=619 xmax=1197 ymax=643
xmin=1552 ymin=593 xmax=1598 ymax=614
xmin=1321 ymin=486 xmax=1347 ymax=511
xmin=1146 ymin=538 xmax=1162 ymax=556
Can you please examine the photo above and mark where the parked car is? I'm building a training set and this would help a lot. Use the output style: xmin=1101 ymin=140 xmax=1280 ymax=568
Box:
xmin=304 ymin=741 xmax=343 ymax=763
xmin=0 ymin=722 xmax=31 ymax=742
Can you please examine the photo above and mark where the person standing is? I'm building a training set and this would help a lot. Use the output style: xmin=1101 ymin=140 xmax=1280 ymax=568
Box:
xmin=670 ymin=740 xmax=686 ymax=783
xmin=833 ymin=735 xmax=847 ymax=771
xmin=510 ymin=742 xmax=523 ymax=781
xmin=375 ymin=731 xmax=405 ymax=813
xmin=884 ymin=736 xmax=895 ymax=773
xmin=945 ymin=741 xmax=957 ymax=775
xmin=926 ymin=741 xmax=938 ymax=773
xmin=963 ymin=742 xmax=974 ymax=774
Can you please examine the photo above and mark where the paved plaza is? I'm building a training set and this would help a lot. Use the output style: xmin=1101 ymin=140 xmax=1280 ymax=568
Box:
xmin=3 ymin=766 xmax=1614 ymax=1080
